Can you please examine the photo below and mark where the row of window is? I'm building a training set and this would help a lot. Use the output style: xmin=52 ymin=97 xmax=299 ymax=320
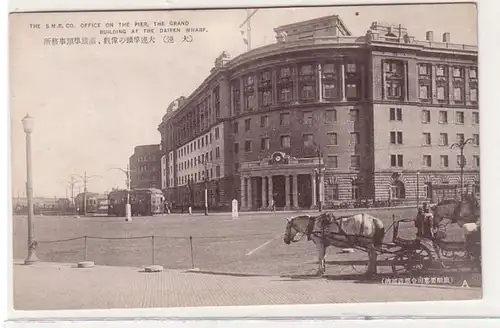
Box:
xmin=177 ymin=127 xmax=222 ymax=158
xmin=389 ymin=131 xmax=479 ymax=147
xmin=177 ymin=148 xmax=221 ymax=172
xmin=390 ymin=154 xmax=480 ymax=168
xmin=178 ymin=165 xmax=221 ymax=185
xmin=233 ymin=109 xmax=360 ymax=133
xmin=389 ymin=107 xmax=479 ymax=124
xmin=137 ymin=155 xmax=156 ymax=162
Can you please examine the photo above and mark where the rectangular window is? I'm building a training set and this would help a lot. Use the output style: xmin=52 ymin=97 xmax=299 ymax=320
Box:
xmin=350 ymin=132 xmax=360 ymax=145
xmin=303 ymin=134 xmax=314 ymax=147
xmin=472 ymin=112 xmax=479 ymax=124
xmin=280 ymin=135 xmax=291 ymax=148
xmin=421 ymin=110 xmax=431 ymax=123
xmin=331 ymin=184 xmax=339 ymax=200
xmin=302 ymin=111 xmax=313 ymax=125
xmin=439 ymin=133 xmax=448 ymax=146
xmin=473 ymin=155 xmax=480 ymax=167
xmin=423 ymin=132 xmax=431 ymax=146
xmin=300 ymin=64 xmax=313 ymax=75
xmin=473 ymin=133 xmax=480 ymax=146
xmin=215 ymin=165 xmax=220 ymax=178
xmin=390 ymin=131 xmax=403 ymax=144
xmin=245 ymin=140 xmax=252 ymax=152
xmin=346 ymin=63 xmax=357 ymax=73
xmin=419 ymin=85 xmax=430 ymax=99
xmin=233 ymin=143 xmax=239 ymax=154
xmin=440 ymin=155 xmax=449 ymax=168
xmin=325 ymin=109 xmax=337 ymax=122
xmin=301 ymin=85 xmax=314 ymax=99
xmin=453 ymin=67 xmax=463 ymax=77
xmin=260 ymin=115 xmax=268 ymax=128
xmin=470 ymin=88 xmax=478 ymax=102
xmin=324 ymin=63 xmax=336 ymax=74
xmin=453 ymin=87 xmax=463 ymax=101
xmin=437 ymin=86 xmax=446 ymax=100
xmin=436 ymin=66 xmax=445 ymax=77
xmin=419 ymin=64 xmax=430 ymax=75
xmin=244 ymin=118 xmax=251 ymax=131
xmin=327 ymin=156 xmax=338 ymax=168
xmin=469 ymin=68 xmax=477 ymax=79
xmin=233 ymin=121 xmax=239 ymax=133
xmin=456 ymin=111 xmax=465 ymax=124
xmin=346 ymin=84 xmax=358 ymax=99
xmin=390 ymin=154 xmax=403 ymax=167
xmin=350 ymin=155 xmax=360 ymax=168
xmin=280 ymin=113 xmax=290 ymax=126
xmin=280 ymin=67 xmax=291 ymax=77
xmin=261 ymin=137 xmax=270 ymax=150
xmin=389 ymin=108 xmax=402 ymax=121
xmin=327 ymin=132 xmax=338 ymax=145
xmin=349 ymin=109 xmax=359 ymax=122
xmin=280 ymin=87 xmax=292 ymax=101
xmin=323 ymin=84 xmax=336 ymax=98
xmin=423 ymin=155 xmax=432 ymax=167
xmin=439 ymin=111 xmax=448 ymax=124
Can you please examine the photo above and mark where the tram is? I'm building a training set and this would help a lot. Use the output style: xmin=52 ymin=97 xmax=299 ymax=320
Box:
xmin=75 ymin=192 xmax=108 ymax=215
xmin=107 ymin=188 xmax=164 ymax=217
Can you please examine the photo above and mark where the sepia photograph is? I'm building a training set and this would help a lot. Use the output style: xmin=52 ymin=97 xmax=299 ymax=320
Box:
xmin=9 ymin=2 xmax=482 ymax=312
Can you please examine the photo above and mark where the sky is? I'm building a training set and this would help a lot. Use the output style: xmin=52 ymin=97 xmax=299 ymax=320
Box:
xmin=9 ymin=3 xmax=477 ymax=198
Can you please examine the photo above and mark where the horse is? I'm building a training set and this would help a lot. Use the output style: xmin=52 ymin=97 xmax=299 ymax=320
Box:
xmin=431 ymin=194 xmax=480 ymax=227
xmin=283 ymin=212 xmax=385 ymax=278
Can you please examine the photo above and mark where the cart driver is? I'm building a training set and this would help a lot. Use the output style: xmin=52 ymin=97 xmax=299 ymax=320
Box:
xmin=415 ymin=203 xmax=438 ymax=259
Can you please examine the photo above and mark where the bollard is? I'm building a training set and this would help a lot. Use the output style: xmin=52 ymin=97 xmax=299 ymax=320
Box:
xmin=84 ymin=236 xmax=88 ymax=261
xmin=189 ymin=236 xmax=194 ymax=269
xmin=151 ymin=236 xmax=155 ymax=266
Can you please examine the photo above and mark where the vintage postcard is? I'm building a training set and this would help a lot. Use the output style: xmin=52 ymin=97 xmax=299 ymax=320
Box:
xmin=9 ymin=2 xmax=481 ymax=313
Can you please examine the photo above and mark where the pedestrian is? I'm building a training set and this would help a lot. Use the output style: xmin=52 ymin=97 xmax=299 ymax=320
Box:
xmin=271 ymin=198 xmax=276 ymax=212
xmin=415 ymin=202 xmax=438 ymax=259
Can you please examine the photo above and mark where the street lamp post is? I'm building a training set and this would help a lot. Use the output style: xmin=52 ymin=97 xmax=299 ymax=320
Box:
xmin=451 ymin=138 xmax=474 ymax=201
xmin=416 ymin=170 xmax=420 ymax=208
xmin=203 ymin=161 xmax=209 ymax=216
xmin=314 ymin=146 xmax=324 ymax=212
xmin=22 ymin=114 xmax=37 ymax=265
xmin=109 ymin=165 xmax=132 ymax=221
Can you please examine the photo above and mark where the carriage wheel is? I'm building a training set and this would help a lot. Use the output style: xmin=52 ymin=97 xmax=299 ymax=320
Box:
xmin=391 ymin=247 xmax=432 ymax=275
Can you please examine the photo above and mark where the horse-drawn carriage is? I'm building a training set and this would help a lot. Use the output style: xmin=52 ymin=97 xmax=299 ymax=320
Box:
xmin=283 ymin=195 xmax=480 ymax=277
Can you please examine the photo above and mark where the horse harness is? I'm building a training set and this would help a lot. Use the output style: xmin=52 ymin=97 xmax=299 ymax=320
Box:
xmin=305 ymin=213 xmax=366 ymax=243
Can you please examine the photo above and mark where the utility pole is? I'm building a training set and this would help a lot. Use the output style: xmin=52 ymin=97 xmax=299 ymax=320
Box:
xmin=109 ymin=165 xmax=132 ymax=221
xmin=451 ymin=138 xmax=474 ymax=201
xmin=316 ymin=146 xmax=324 ymax=212
xmin=239 ymin=9 xmax=258 ymax=51
xmin=73 ymin=171 xmax=102 ymax=216
xmin=60 ymin=175 xmax=78 ymax=215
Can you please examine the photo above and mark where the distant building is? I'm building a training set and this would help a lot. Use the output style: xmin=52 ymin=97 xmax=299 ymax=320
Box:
xmin=158 ymin=15 xmax=478 ymax=210
xmin=129 ymin=144 xmax=162 ymax=189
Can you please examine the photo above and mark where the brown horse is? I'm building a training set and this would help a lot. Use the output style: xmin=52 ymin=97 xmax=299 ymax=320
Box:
xmin=431 ymin=194 xmax=480 ymax=227
xmin=283 ymin=212 xmax=385 ymax=278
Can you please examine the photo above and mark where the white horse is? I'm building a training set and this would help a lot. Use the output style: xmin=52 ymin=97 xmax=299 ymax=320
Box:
xmin=283 ymin=212 xmax=385 ymax=278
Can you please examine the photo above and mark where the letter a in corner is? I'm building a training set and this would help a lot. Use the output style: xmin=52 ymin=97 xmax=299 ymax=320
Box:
xmin=461 ymin=280 xmax=470 ymax=288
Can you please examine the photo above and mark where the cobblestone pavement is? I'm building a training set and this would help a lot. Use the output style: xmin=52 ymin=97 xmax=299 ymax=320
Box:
xmin=14 ymin=261 xmax=481 ymax=310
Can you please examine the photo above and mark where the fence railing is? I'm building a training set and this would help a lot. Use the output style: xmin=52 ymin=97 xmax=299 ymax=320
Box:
xmin=34 ymin=232 xmax=277 ymax=271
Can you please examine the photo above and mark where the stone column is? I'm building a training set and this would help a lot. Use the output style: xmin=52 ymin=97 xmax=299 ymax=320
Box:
xmin=230 ymin=84 xmax=234 ymax=117
xmin=403 ymin=61 xmax=408 ymax=102
xmin=261 ymin=176 xmax=267 ymax=208
xmin=431 ymin=64 xmax=437 ymax=105
xmin=317 ymin=63 xmax=323 ymax=102
xmin=360 ymin=64 xmax=366 ymax=101
xmin=268 ymin=175 xmax=273 ymax=208
xmin=272 ymin=69 xmax=278 ymax=105
xmin=448 ymin=66 xmax=454 ymax=104
xmin=340 ymin=62 xmax=346 ymax=101
xmin=292 ymin=175 xmax=299 ymax=209
xmin=319 ymin=173 xmax=325 ymax=204
xmin=285 ymin=175 xmax=291 ymax=209
xmin=381 ymin=60 xmax=386 ymax=101
xmin=240 ymin=177 xmax=246 ymax=209
xmin=293 ymin=64 xmax=300 ymax=103
xmin=247 ymin=177 xmax=253 ymax=210
xmin=239 ymin=77 xmax=245 ymax=112
xmin=254 ymin=73 xmax=259 ymax=110
xmin=311 ymin=173 xmax=317 ymax=207
xmin=465 ymin=67 xmax=470 ymax=105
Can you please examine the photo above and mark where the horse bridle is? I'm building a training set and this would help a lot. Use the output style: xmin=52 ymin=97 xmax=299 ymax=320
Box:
xmin=285 ymin=218 xmax=308 ymax=243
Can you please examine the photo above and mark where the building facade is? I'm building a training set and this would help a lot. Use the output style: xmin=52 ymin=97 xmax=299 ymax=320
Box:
xmin=129 ymin=144 xmax=162 ymax=189
xmin=158 ymin=15 xmax=479 ymax=210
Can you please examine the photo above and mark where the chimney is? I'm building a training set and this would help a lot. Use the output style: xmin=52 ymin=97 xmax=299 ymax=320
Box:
xmin=442 ymin=32 xmax=451 ymax=43
xmin=426 ymin=31 xmax=434 ymax=41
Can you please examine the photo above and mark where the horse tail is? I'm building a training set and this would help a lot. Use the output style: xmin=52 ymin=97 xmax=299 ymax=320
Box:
xmin=373 ymin=219 xmax=385 ymax=248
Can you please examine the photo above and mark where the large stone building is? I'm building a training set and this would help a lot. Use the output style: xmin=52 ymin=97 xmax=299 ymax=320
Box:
xmin=129 ymin=144 xmax=162 ymax=189
xmin=158 ymin=15 xmax=479 ymax=210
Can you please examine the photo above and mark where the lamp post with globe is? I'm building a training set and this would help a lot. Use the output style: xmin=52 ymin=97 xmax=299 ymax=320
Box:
xmin=22 ymin=114 xmax=38 ymax=265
